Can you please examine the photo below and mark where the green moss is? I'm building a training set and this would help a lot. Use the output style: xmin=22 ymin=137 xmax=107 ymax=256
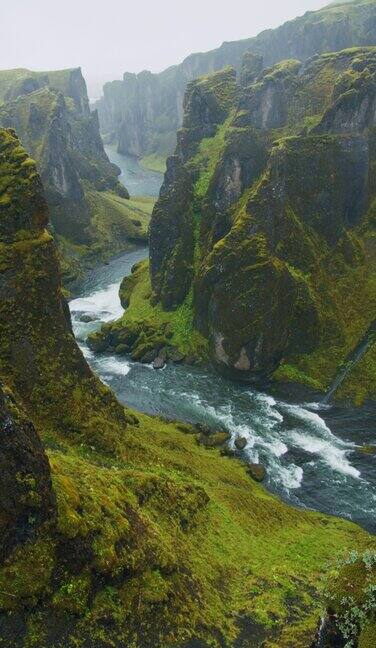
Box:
xmin=93 ymin=260 xmax=208 ymax=361
xmin=52 ymin=572 xmax=91 ymax=615
xmin=85 ymin=187 xmax=151 ymax=244
xmin=274 ymin=363 xmax=325 ymax=391
xmin=325 ymin=550 xmax=376 ymax=646
xmin=188 ymin=119 xmax=229 ymax=199
xmin=2 ymin=410 xmax=370 ymax=647
xmin=0 ymin=538 xmax=55 ymax=611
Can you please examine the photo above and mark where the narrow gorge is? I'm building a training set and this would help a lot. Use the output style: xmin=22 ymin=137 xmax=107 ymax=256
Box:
xmin=0 ymin=1 xmax=376 ymax=647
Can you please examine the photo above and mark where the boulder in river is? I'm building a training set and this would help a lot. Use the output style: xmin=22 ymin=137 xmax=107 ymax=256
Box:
xmin=247 ymin=463 xmax=266 ymax=483
xmin=80 ymin=314 xmax=99 ymax=323
xmin=141 ymin=349 xmax=159 ymax=364
xmin=235 ymin=437 xmax=248 ymax=451
xmin=153 ymin=356 xmax=166 ymax=369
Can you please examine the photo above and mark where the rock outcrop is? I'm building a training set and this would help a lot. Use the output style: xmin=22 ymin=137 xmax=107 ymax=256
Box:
xmin=100 ymin=46 xmax=376 ymax=403
xmin=96 ymin=0 xmax=376 ymax=160
xmin=0 ymin=68 xmax=141 ymax=284
xmin=0 ymin=382 xmax=55 ymax=563
xmin=0 ymin=128 xmax=129 ymax=447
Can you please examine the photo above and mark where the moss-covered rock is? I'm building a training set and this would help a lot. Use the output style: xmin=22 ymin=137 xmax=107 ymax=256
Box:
xmin=0 ymin=67 xmax=138 ymax=285
xmin=0 ymin=382 xmax=55 ymax=563
xmin=126 ymin=46 xmax=376 ymax=400
xmin=0 ymin=129 xmax=129 ymax=452
xmin=149 ymin=154 xmax=195 ymax=309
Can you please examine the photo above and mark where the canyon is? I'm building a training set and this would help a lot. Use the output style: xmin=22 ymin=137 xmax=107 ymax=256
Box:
xmin=0 ymin=1 xmax=375 ymax=646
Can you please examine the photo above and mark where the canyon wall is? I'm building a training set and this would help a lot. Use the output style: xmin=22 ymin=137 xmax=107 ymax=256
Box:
xmin=0 ymin=68 xmax=148 ymax=283
xmin=95 ymin=47 xmax=376 ymax=404
xmin=96 ymin=0 xmax=376 ymax=160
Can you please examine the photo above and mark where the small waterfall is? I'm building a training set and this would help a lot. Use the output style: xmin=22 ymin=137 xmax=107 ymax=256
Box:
xmin=323 ymin=319 xmax=376 ymax=403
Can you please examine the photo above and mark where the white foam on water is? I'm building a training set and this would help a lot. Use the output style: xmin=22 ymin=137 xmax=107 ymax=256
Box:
xmin=81 ymin=345 xmax=94 ymax=360
xmin=245 ymin=447 xmax=260 ymax=463
xmin=280 ymin=402 xmax=333 ymax=433
xmin=271 ymin=461 xmax=304 ymax=490
xmin=253 ymin=392 xmax=284 ymax=422
xmin=289 ymin=431 xmax=360 ymax=479
xmin=99 ymin=356 xmax=131 ymax=377
xmin=70 ymin=282 xmax=123 ymax=322
xmin=265 ymin=439 xmax=288 ymax=457
xmin=302 ymin=401 xmax=332 ymax=412
xmin=278 ymin=402 xmax=360 ymax=479
xmin=280 ymin=402 xmax=356 ymax=449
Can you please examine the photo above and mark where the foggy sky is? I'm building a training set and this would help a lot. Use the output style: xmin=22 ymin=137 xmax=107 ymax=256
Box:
xmin=2 ymin=0 xmax=329 ymax=97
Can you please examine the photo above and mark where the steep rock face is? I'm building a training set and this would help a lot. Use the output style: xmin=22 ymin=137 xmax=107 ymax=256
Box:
xmin=0 ymin=382 xmax=55 ymax=563
xmin=0 ymin=128 xmax=129 ymax=447
xmin=236 ymin=59 xmax=301 ymax=130
xmin=149 ymin=68 xmax=238 ymax=309
xmin=0 ymin=68 xmax=134 ymax=282
xmin=96 ymin=0 xmax=376 ymax=159
xmin=106 ymin=46 xmax=376 ymax=401
xmin=315 ymin=55 xmax=376 ymax=133
xmin=177 ymin=67 xmax=238 ymax=162
xmin=195 ymin=134 xmax=369 ymax=379
xmin=149 ymin=155 xmax=194 ymax=308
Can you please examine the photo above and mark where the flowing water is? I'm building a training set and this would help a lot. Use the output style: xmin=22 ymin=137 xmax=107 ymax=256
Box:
xmin=69 ymin=248 xmax=376 ymax=534
xmin=105 ymin=145 xmax=164 ymax=197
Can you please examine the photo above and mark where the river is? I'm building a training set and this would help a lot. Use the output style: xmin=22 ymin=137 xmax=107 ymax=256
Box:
xmin=105 ymin=145 xmax=163 ymax=197
xmin=69 ymin=148 xmax=376 ymax=534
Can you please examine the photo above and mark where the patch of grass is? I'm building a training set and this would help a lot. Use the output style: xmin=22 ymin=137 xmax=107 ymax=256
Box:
xmin=188 ymin=120 xmax=229 ymax=199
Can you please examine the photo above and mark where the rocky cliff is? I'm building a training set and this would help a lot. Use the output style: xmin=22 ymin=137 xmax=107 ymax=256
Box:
xmin=94 ymin=46 xmax=376 ymax=404
xmin=96 ymin=0 xmax=376 ymax=161
xmin=0 ymin=128 xmax=373 ymax=647
xmin=0 ymin=68 xmax=149 ymax=285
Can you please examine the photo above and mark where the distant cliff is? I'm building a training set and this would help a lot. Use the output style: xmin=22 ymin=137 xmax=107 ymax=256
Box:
xmin=0 ymin=68 xmax=149 ymax=284
xmin=96 ymin=0 xmax=376 ymax=160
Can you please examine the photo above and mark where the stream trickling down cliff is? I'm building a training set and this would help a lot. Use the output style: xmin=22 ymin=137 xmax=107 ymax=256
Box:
xmin=69 ymin=148 xmax=376 ymax=534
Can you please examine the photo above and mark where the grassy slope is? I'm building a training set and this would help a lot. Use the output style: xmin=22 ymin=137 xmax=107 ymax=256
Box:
xmin=1 ymin=407 xmax=373 ymax=648
xmin=110 ymin=259 xmax=208 ymax=359
xmin=0 ymin=68 xmax=80 ymax=107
